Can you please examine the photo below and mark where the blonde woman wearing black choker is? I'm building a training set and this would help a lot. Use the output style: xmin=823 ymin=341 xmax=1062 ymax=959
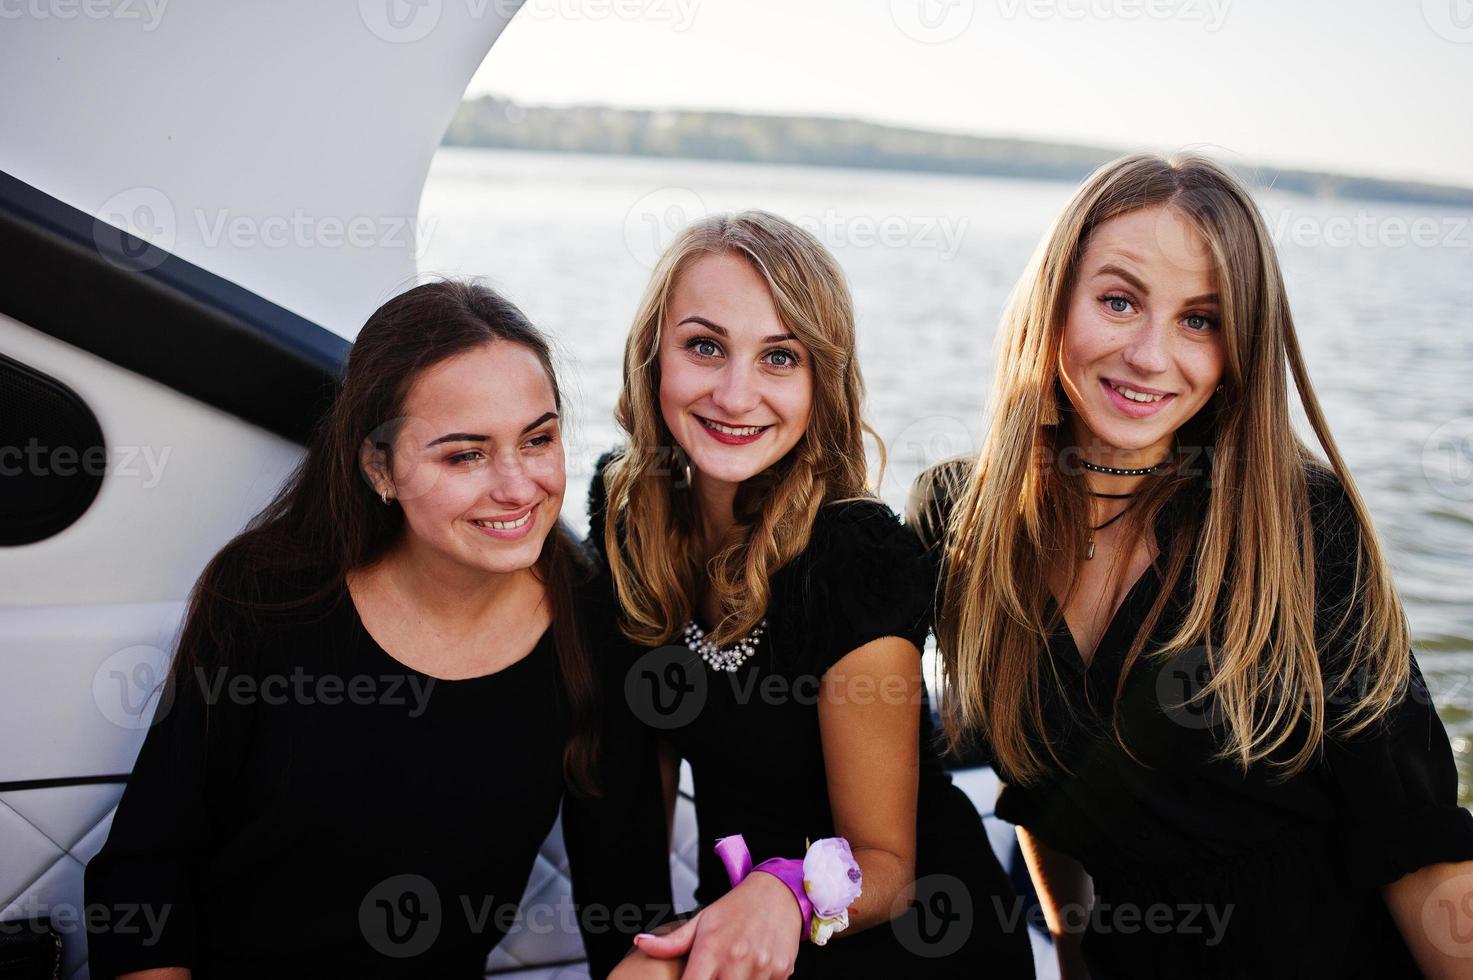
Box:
xmin=912 ymin=154 xmax=1473 ymax=979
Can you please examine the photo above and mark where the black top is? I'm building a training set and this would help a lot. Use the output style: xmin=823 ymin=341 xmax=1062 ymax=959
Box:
xmin=84 ymin=567 xmax=575 ymax=979
xmin=912 ymin=458 xmax=1473 ymax=979
xmin=564 ymin=451 xmax=1035 ymax=978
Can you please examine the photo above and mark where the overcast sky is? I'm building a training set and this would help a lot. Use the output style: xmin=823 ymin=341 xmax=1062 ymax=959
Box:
xmin=466 ymin=0 xmax=1473 ymax=187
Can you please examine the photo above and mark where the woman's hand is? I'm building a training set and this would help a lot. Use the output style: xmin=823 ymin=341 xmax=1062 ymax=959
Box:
xmin=633 ymin=872 xmax=803 ymax=979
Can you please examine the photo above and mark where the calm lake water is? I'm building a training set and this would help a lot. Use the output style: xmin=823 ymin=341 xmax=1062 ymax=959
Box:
xmin=417 ymin=146 xmax=1473 ymax=802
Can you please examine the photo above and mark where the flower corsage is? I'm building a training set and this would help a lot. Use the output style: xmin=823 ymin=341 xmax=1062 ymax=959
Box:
xmin=801 ymin=837 xmax=863 ymax=945
xmin=714 ymin=834 xmax=863 ymax=946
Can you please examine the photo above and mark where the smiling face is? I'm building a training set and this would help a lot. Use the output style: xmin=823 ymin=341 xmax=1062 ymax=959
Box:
xmin=657 ymin=251 xmax=814 ymax=489
xmin=368 ymin=340 xmax=565 ymax=576
xmin=1058 ymin=205 xmax=1228 ymax=466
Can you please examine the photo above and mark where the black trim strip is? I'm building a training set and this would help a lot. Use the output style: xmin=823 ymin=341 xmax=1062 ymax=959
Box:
xmin=0 ymin=774 xmax=130 ymax=793
xmin=0 ymin=170 xmax=350 ymax=445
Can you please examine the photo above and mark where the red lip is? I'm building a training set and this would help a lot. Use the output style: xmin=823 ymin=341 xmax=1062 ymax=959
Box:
xmin=695 ymin=415 xmax=770 ymax=446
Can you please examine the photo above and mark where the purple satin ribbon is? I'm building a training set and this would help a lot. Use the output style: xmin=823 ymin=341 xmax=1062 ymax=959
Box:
xmin=713 ymin=834 xmax=813 ymax=937
xmin=714 ymin=834 xmax=753 ymax=885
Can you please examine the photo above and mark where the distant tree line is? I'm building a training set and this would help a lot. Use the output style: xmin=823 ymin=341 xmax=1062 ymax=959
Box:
xmin=443 ymin=96 xmax=1473 ymax=209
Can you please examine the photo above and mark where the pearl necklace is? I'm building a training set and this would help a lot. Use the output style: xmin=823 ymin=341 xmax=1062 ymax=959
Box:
xmin=684 ymin=618 xmax=768 ymax=672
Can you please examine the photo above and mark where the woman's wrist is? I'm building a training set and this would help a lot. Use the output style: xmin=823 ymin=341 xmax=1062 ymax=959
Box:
xmin=714 ymin=834 xmax=863 ymax=946
xmin=749 ymin=857 xmax=813 ymax=938
xmin=738 ymin=867 xmax=807 ymax=937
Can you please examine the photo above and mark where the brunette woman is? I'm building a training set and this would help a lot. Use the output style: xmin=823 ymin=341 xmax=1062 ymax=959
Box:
xmin=913 ymin=154 xmax=1473 ymax=979
xmin=565 ymin=211 xmax=1036 ymax=979
xmin=85 ymin=280 xmax=605 ymax=978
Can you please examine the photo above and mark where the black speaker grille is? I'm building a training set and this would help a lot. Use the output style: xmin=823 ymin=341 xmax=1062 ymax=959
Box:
xmin=0 ymin=351 xmax=106 ymax=546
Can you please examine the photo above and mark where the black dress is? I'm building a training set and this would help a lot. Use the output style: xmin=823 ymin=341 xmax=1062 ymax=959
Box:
xmin=912 ymin=459 xmax=1473 ymax=979
xmin=84 ymin=563 xmax=583 ymax=979
xmin=564 ymin=450 xmax=1036 ymax=979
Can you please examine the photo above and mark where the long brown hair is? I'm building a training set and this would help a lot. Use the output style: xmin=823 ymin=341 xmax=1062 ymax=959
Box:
xmin=929 ymin=154 xmax=1410 ymax=783
xmin=603 ymin=210 xmax=877 ymax=647
xmin=173 ymin=279 xmax=599 ymax=793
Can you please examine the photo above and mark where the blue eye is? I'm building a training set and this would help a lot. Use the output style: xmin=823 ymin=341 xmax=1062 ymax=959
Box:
xmin=1184 ymin=313 xmax=1217 ymax=331
xmin=1103 ymin=295 xmax=1134 ymax=315
xmin=766 ymin=348 xmax=800 ymax=368
xmin=687 ymin=338 xmax=722 ymax=358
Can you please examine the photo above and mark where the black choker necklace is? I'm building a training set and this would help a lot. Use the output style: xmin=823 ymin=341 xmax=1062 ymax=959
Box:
xmin=1081 ymin=458 xmax=1168 ymax=477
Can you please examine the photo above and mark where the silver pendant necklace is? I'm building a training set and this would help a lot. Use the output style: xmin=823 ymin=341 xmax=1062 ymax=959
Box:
xmin=684 ymin=618 xmax=768 ymax=672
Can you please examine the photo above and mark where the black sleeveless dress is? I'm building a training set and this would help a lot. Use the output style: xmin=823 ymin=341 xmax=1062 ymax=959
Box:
xmin=563 ymin=450 xmax=1036 ymax=979
xmin=911 ymin=458 xmax=1473 ymax=979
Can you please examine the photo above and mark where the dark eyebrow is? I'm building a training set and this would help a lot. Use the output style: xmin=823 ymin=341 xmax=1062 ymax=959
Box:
xmin=423 ymin=412 xmax=558 ymax=448
xmin=425 ymin=432 xmax=486 ymax=448
xmin=520 ymin=411 xmax=559 ymax=435
xmin=1095 ymin=263 xmax=1150 ymax=296
xmin=677 ymin=315 xmax=797 ymax=345
xmin=1096 ymin=264 xmax=1219 ymax=308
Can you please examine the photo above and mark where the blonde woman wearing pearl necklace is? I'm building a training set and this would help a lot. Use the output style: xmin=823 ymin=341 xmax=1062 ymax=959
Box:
xmin=562 ymin=211 xmax=1036 ymax=979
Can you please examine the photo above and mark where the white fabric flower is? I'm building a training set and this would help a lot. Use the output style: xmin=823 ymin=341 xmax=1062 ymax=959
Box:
xmin=809 ymin=909 xmax=849 ymax=946
xmin=803 ymin=837 xmax=862 ymax=919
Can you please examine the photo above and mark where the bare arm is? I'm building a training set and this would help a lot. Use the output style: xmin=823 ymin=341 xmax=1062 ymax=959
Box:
xmin=633 ymin=636 xmax=925 ymax=977
xmin=118 ymin=971 xmax=190 ymax=980
xmin=1382 ymin=860 xmax=1473 ymax=978
xmin=817 ymin=635 xmax=924 ymax=933
xmin=1017 ymin=824 xmax=1094 ymax=980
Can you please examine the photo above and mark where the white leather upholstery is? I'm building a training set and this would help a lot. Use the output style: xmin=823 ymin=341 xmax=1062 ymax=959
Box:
xmin=5 ymin=764 xmax=1051 ymax=979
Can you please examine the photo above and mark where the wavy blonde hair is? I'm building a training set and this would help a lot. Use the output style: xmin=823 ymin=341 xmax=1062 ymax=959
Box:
xmin=604 ymin=210 xmax=877 ymax=647
xmin=928 ymin=154 xmax=1410 ymax=782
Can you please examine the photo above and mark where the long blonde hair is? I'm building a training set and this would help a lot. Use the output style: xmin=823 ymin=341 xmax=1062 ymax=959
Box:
xmin=931 ymin=153 xmax=1410 ymax=782
xmin=604 ymin=210 xmax=877 ymax=647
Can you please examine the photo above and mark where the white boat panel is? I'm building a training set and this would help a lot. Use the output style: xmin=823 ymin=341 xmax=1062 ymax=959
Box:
xmin=0 ymin=2 xmax=524 ymax=336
